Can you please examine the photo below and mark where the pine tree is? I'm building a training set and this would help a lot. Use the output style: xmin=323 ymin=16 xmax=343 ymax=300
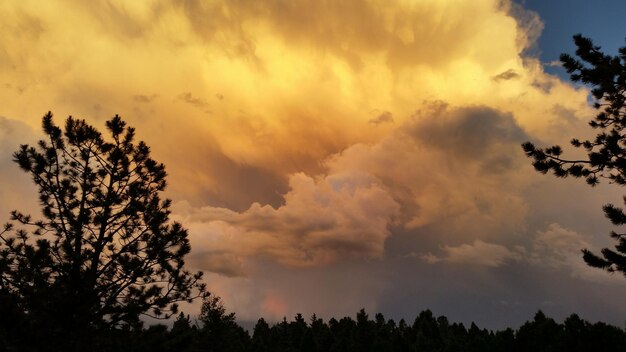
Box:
xmin=0 ymin=112 xmax=205 ymax=348
xmin=522 ymin=34 xmax=626 ymax=275
xmin=197 ymin=292 xmax=249 ymax=352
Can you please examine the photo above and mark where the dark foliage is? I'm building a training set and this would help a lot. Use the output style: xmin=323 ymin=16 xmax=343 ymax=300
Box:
xmin=0 ymin=113 xmax=205 ymax=350
xmin=4 ymin=307 xmax=619 ymax=352
xmin=193 ymin=292 xmax=250 ymax=352
xmin=246 ymin=309 xmax=626 ymax=352
xmin=522 ymin=34 xmax=626 ymax=275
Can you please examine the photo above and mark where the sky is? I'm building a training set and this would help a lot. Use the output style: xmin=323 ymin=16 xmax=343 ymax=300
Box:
xmin=518 ymin=0 xmax=626 ymax=78
xmin=2 ymin=0 xmax=626 ymax=330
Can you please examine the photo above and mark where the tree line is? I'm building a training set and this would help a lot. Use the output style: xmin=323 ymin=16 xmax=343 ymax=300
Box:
xmin=4 ymin=294 xmax=624 ymax=352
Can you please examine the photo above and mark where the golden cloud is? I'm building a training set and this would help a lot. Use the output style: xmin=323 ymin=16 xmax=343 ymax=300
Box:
xmin=0 ymin=0 xmax=608 ymax=286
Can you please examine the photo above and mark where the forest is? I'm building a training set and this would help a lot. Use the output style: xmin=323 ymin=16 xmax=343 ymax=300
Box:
xmin=3 ymin=294 xmax=625 ymax=352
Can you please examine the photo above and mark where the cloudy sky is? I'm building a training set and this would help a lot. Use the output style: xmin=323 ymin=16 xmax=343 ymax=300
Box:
xmin=2 ymin=0 xmax=626 ymax=329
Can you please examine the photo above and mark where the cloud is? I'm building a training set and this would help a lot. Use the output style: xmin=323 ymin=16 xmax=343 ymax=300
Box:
xmin=530 ymin=223 xmax=620 ymax=283
xmin=331 ymin=104 xmax=532 ymax=241
xmin=369 ymin=111 xmax=394 ymax=125
xmin=418 ymin=222 xmax=626 ymax=282
xmin=177 ymin=92 xmax=210 ymax=110
xmin=189 ymin=251 xmax=246 ymax=278
xmin=164 ymin=139 xmax=290 ymax=211
xmin=422 ymin=240 xmax=524 ymax=267
xmin=408 ymin=103 xmax=528 ymax=162
xmin=133 ymin=94 xmax=158 ymax=103
xmin=179 ymin=104 xmax=532 ymax=274
xmin=503 ymin=1 xmax=544 ymax=57
xmin=0 ymin=0 xmax=590 ymax=198
xmin=0 ymin=116 xmax=40 ymax=221
xmin=176 ymin=171 xmax=400 ymax=272
xmin=544 ymin=60 xmax=563 ymax=68
xmin=492 ymin=69 xmax=520 ymax=81
xmin=176 ymin=0 xmax=527 ymax=70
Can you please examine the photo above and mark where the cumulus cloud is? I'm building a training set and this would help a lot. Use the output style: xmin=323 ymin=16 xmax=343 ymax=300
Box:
xmin=418 ymin=222 xmax=625 ymax=283
xmin=178 ymin=104 xmax=532 ymax=274
xmin=175 ymin=171 xmax=400 ymax=272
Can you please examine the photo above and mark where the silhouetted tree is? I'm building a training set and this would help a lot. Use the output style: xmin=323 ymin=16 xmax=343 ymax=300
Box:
xmin=354 ymin=309 xmax=374 ymax=351
xmin=412 ymin=309 xmax=442 ymax=352
xmin=515 ymin=311 xmax=562 ymax=352
xmin=180 ymin=308 xmax=626 ymax=352
xmin=251 ymin=318 xmax=272 ymax=352
xmin=522 ymin=34 xmax=626 ymax=275
xmin=492 ymin=328 xmax=515 ymax=352
xmin=0 ymin=113 xmax=205 ymax=349
xmin=309 ymin=314 xmax=332 ymax=352
xmin=196 ymin=292 xmax=249 ymax=352
xmin=466 ymin=322 xmax=491 ymax=352
xmin=168 ymin=312 xmax=197 ymax=352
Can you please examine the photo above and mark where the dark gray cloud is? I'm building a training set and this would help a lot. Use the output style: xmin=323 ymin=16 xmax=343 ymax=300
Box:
xmin=410 ymin=105 xmax=528 ymax=159
xmin=407 ymin=105 xmax=529 ymax=177
xmin=493 ymin=69 xmax=520 ymax=81
xmin=189 ymin=251 xmax=246 ymax=277
xmin=369 ymin=111 xmax=394 ymax=125
xmin=197 ymin=152 xmax=289 ymax=211
xmin=166 ymin=142 xmax=289 ymax=212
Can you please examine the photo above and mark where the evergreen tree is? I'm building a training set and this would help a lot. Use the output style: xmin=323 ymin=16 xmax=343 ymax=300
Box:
xmin=412 ymin=310 xmax=442 ymax=352
xmin=0 ymin=113 xmax=205 ymax=349
xmin=309 ymin=314 xmax=332 ymax=352
xmin=168 ymin=312 xmax=197 ymax=352
xmin=515 ymin=311 xmax=562 ymax=352
xmin=522 ymin=34 xmax=626 ymax=275
xmin=197 ymin=292 xmax=249 ymax=352
xmin=251 ymin=318 xmax=272 ymax=352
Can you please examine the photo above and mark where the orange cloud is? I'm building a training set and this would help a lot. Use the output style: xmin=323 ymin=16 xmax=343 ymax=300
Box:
xmin=176 ymin=170 xmax=400 ymax=272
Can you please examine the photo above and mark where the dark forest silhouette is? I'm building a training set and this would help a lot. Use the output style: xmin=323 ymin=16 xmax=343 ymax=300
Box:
xmin=5 ymin=300 xmax=626 ymax=352
xmin=2 ymin=284 xmax=626 ymax=352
